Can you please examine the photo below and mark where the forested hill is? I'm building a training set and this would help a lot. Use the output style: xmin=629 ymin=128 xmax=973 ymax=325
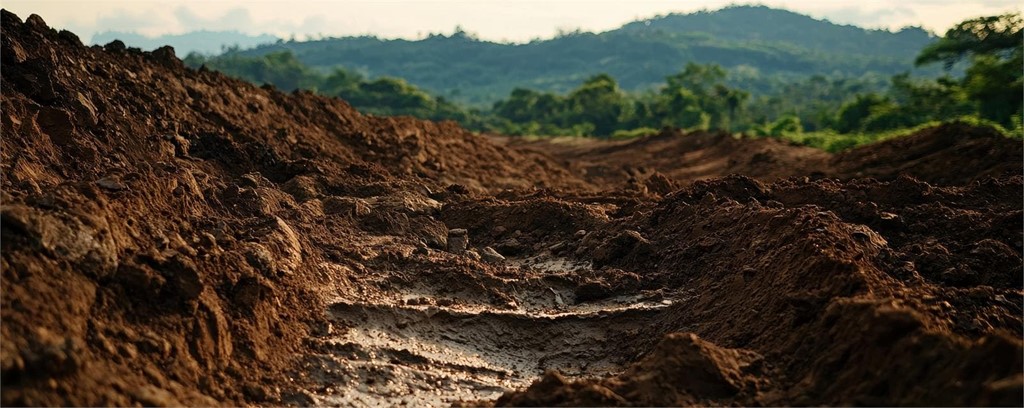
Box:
xmin=227 ymin=5 xmax=938 ymax=105
xmin=618 ymin=6 xmax=932 ymax=58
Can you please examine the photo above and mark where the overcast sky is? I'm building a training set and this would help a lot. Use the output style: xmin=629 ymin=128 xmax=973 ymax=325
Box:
xmin=4 ymin=0 xmax=1021 ymax=43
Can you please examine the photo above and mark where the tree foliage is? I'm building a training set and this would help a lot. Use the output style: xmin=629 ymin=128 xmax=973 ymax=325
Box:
xmin=915 ymin=14 xmax=1023 ymax=68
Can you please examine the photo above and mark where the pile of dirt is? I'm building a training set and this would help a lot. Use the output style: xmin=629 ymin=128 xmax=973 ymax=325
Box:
xmin=2 ymin=10 xmax=1021 ymax=407
xmin=0 ymin=10 xmax=580 ymax=405
xmin=498 ymin=175 xmax=1023 ymax=406
xmin=504 ymin=129 xmax=830 ymax=191
xmin=830 ymin=122 xmax=1024 ymax=185
xmin=508 ymin=124 xmax=1022 ymax=190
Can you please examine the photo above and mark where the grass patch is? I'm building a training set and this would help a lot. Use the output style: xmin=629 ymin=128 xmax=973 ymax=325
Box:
xmin=758 ymin=117 xmax=1022 ymax=153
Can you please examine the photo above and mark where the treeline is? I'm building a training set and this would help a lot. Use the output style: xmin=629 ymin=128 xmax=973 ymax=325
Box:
xmin=183 ymin=13 xmax=1022 ymax=146
xmin=183 ymin=51 xmax=480 ymax=124
xmin=834 ymin=14 xmax=1022 ymax=134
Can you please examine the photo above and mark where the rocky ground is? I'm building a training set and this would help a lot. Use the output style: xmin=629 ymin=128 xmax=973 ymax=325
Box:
xmin=2 ymin=10 xmax=1022 ymax=407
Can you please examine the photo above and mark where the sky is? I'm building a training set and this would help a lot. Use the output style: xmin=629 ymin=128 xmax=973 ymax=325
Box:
xmin=3 ymin=0 xmax=1021 ymax=44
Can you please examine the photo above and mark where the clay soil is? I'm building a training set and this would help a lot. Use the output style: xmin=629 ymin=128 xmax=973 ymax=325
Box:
xmin=2 ymin=11 xmax=1022 ymax=407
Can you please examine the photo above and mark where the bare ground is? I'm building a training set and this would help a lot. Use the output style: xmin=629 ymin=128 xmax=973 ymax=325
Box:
xmin=2 ymin=10 xmax=1022 ymax=407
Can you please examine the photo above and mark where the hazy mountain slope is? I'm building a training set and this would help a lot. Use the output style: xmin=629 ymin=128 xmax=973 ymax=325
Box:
xmin=228 ymin=5 xmax=937 ymax=105
xmin=619 ymin=5 xmax=933 ymax=58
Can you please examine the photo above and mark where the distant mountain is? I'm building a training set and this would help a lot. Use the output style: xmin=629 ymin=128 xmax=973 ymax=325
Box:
xmin=217 ymin=5 xmax=939 ymax=106
xmin=90 ymin=30 xmax=278 ymax=56
xmin=618 ymin=6 xmax=933 ymax=59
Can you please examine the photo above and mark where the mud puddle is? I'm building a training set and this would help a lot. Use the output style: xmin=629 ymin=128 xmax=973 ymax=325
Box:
xmin=301 ymin=258 xmax=673 ymax=407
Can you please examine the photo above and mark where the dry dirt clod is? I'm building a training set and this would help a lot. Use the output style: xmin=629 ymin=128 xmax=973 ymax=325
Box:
xmin=447 ymin=228 xmax=468 ymax=253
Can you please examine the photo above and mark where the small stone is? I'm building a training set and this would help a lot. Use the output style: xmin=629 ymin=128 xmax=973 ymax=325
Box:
xmin=96 ymin=176 xmax=126 ymax=191
xmin=447 ymin=229 xmax=468 ymax=253
xmin=574 ymin=230 xmax=587 ymax=238
xmin=549 ymin=288 xmax=565 ymax=307
xmin=465 ymin=249 xmax=481 ymax=261
xmin=480 ymin=246 xmax=505 ymax=264
xmin=74 ymin=92 xmax=98 ymax=126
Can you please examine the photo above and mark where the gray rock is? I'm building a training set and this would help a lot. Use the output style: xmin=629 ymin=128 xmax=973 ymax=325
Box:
xmin=480 ymin=246 xmax=505 ymax=264
xmin=96 ymin=176 xmax=126 ymax=191
xmin=549 ymin=287 xmax=566 ymax=307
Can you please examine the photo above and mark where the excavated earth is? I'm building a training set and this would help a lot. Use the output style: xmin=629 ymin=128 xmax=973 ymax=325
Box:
xmin=2 ymin=11 xmax=1023 ymax=407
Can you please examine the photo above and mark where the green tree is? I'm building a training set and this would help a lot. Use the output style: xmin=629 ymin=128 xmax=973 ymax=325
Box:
xmin=835 ymin=93 xmax=890 ymax=133
xmin=916 ymin=13 xmax=1023 ymax=126
xmin=566 ymin=74 xmax=629 ymax=136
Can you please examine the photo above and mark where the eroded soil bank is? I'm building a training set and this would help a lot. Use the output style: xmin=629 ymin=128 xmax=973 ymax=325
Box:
xmin=2 ymin=10 xmax=1021 ymax=407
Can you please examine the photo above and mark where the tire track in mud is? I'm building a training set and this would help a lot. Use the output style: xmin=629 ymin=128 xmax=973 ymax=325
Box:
xmin=300 ymin=258 xmax=675 ymax=407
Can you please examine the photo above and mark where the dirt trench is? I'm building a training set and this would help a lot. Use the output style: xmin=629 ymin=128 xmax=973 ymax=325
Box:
xmin=2 ymin=10 xmax=1022 ymax=407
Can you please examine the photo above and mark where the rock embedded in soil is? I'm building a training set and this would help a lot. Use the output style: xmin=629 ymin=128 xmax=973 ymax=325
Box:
xmin=480 ymin=246 xmax=506 ymax=264
xmin=96 ymin=176 xmax=126 ymax=191
xmin=447 ymin=228 xmax=468 ymax=253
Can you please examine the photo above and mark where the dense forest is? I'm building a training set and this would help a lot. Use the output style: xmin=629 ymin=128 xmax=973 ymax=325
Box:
xmin=183 ymin=11 xmax=1022 ymax=150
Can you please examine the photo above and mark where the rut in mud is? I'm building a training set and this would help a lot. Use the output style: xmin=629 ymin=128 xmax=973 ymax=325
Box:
xmin=2 ymin=10 xmax=1022 ymax=407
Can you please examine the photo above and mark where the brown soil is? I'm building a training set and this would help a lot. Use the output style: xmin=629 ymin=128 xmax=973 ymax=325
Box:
xmin=2 ymin=10 xmax=1022 ymax=407
xmin=505 ymin=124 xmax=1022 ymax=191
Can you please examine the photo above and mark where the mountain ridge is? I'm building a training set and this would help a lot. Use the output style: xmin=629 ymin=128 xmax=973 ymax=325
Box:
xmin=95 ymin=5 xmax=942 ymax=105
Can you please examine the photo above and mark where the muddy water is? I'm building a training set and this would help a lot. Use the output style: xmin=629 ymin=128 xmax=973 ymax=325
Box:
xmin=301 ymin=257 xmax=674 ymax=406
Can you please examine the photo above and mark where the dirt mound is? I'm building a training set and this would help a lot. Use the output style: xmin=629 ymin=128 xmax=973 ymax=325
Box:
xmin=509 ymin=124 xmax=1022 ymax=189
xmin=505 ymin=129 xmax=830 ymax=191
xmin=0 ymin=10 xmax=580 ymax=405
xmin=832 ymin=122 xmax=1023 ymax=185
xmin=496 ymin=332 xmax=770 ymax=407
xmin=498 ymin=175 xmax=1022 ymax=406
xmin=2 ymin=10 xmax=1022 ymax=408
